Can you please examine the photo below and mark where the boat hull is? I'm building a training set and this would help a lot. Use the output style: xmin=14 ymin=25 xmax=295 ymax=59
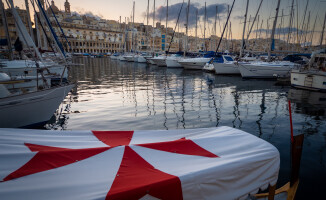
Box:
xmin=0 ymin=84 xmax=74 ymax=128
xmin=124 ymin=56 xmax=134 ymax=62
xmin=166 ymin=58 xmax=182 ymax=68
xmin=214 ymin=62 xmax=240 ymax=75
xmin=238 ymin=63 xmax=293 ymax=79
xmin=291 ymin=70 xmax=326 ymax=92
xmin=118 ymin=56 xmax=127 ymax=61
xmin=1 ymin=64 xmax=67 ymax=78
xmin=152 ymin=58 xmax=166 ymax=67
xmin=178 ymin=58 xmax=211 ymax=70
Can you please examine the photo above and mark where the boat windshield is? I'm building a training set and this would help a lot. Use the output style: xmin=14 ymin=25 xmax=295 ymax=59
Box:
xmin=224 ymin=56 xmax=234 ymax=61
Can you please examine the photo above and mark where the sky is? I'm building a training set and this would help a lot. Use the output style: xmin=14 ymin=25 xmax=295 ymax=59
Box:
xmin=14 ymin=0 xmax=326 ymax=45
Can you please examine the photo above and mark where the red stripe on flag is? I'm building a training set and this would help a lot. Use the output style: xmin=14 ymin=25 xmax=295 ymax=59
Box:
xmin=106 ymin=146 xmax=183 ymax=200
xmin=92 ymin=131 xmax=134 ymax=147
xmin=137 ymin=138 xmax=218 ymax=158
xmin=3 ymin=143 xmax=111 ymax=182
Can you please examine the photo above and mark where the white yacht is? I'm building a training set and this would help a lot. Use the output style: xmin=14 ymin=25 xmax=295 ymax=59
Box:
xmin=178 ymin=57 xmax=211 ymax=70
xmin=291 ymin=70 xmax=326 ymax=92
xmin=118 ymin=55 xmax=127 ymax=61
xmin=291 ymin=51 xmax=326 ymax=92
xmin=110 ymin=53 xmax=119 ymax=60
xmin=0 ymin=84 xmax=74 ymax=128
xmin=213 ymin=55 xmax=240 ymax=75
xmin=151 ymin=56 xmax=167 ymax=67
xmin=165 ymin=54 xmax=183 ymax=68
xmin=0 ymin=59 xmax=67 ymax=78
xmin=0 ymin=72 xmax=53 ymax=90
xmin=124 ymin=55 xmax=135 ymax=62
xmin=238 ymin=61 xmax=300 ymax=79
xmin=134 ymin=53 xmax=151 ymax=63
xmin=145 ymin=57 xmax=156 ymax=65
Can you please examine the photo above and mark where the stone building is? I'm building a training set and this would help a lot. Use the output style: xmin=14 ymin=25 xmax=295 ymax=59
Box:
xmin=0 ymin=6 xmax=31 ymax=48
xmin=34 ymin=0 xmax=125 ymax=54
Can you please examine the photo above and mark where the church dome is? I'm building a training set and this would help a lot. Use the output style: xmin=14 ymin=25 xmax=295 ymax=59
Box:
xmin=47 ymin=0 xmax=60 ymax=14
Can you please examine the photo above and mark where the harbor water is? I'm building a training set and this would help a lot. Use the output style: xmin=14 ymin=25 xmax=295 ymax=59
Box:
xmin=47 ymin=57 xmax=325 ymax=199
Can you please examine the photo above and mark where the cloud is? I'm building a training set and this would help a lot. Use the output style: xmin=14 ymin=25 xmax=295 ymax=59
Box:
xmin=73 ymin=7 xmax=103 ymax=20
xmin=148 ymin=2 xmax=229 ymax=28
xmin=254 ymin=27 xmax=309 ymax=35
xmin=233 ymin=15 xmax=244 ymax=20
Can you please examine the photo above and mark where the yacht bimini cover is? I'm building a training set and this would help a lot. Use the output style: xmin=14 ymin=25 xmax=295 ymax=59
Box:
xmin=0 ymin=126 xmax=279 ymax=200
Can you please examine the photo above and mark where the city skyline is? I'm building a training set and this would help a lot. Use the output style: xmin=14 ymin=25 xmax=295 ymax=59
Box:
xmin=13 ymin=0 xmax=326 ymax=45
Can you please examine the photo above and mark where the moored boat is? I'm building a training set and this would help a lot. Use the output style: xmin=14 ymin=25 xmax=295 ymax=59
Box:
xmin=124 ymin=55 xmax=135 ymax=62
xmin=178 ymin=57 xmax=211 ymax=70
xmin=213 ymin=55 xmax=240 ymax=75
xmin=290 ymin=50 xmax=326 ymax=92
xmin=0 ymin=59 xmax=67 ymax=78
xmin=238 ymin=61 xmax=300 ymax=79
xmin=0 ymin=84 xmax=74 ymax=128
xmin=166 ymin=54 xmax=183 ymax=68
xmin=151 ymin=56 xmax=167 ymax=67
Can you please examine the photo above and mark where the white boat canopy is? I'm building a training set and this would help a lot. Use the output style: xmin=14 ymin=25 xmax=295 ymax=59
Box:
xmin=0 ymin=126 xmax=279 ymax=200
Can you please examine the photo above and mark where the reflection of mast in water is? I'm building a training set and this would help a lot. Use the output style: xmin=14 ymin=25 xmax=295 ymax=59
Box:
xmin=207 ymin=84 xmax=220 ymax=127
xmin=232 ymin=89 xmax=242 ymax=128
xmin=121 ymin=71 xmax=125 ymax=107
xmin=132 ymin=66 xmax=138 ymax=117
xmin=267 ymin=93 xmax=281 ymax=141
xmin=163 ymin=71 xmax=168 ymax=129
xmin=181 ymin=76 xmax=186 ymax=128
xmin=256 ymin=90 xmax=266 ymax=137
xmin=198 ymin=79 xmax=203 ymax=121
xmin=151 ymin=73 xmax=156 ymax=116
xmin=146 ymin=69 xmax=150 ymax=115
xmin=165 ymin=73 xmax=181 ymax=127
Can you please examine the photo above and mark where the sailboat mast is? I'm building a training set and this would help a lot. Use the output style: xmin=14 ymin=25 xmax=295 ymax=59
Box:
xmin=240 ymin=0 xmax=249 ymax=58
xmin=268 ymin=0 xmax=281 ymax=62
xmin=299 ymin=0 xmax=309 ymax=45
xmin=309 ymin=15 xmax=317 ymax=49
xmin=0 ymin=0 xmax=13 ymax=60
xmin=147 ymin=0 xmax=149 ymax=26
xmin=204 ymin=2 xmax=206 ymax=51
xmin=215 ymin=6 xmax=217 ymax=36
xmin=320 ymin=12 xmax=326 ymax=47
xmin=165 ymin=0 xmax=168 ymax=53
xmin=132 ymin=1 xmax=135 ymax=52
xmin=226 ymin=5 xmax=230 ymax=51
xmin=185 ymin=0 xmax=190 ymax=57
xmin=245 ymin=0 xmax=263 ymax=44
xmin=24 ymin=0 xmax=34 ymax=42
xmin=195 ymin=8 xmax=198 ymax=52
xmin=213 ymin=0 xmax=236 ymax=55
xmin=153 ymin=0 xmax=155 ymax=54
xmin=303 ymin=11 xmax=310 ymax=49
xmin=287 ymin=0 xmax=294 ymax=50
xmin=215 ymin=6 xmax=218 ymax=49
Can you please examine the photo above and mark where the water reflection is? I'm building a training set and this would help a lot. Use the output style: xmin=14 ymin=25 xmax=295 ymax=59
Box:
xmin=288 ymin=88 xmax=326 ymax=118
xmin=47 ymin=57 xmax=325 ymax=199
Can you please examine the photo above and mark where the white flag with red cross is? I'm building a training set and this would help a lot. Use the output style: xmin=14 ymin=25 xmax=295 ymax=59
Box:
xmin=0 ymin=126 xmax=279 ymax=200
